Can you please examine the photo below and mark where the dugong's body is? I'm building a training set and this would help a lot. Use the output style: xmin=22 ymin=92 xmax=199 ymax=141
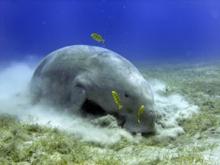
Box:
xmin=30 ymin=45 xmax=155 ymax=134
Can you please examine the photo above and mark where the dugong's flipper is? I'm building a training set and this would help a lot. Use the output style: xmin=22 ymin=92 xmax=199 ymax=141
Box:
xmin=69 ymin=85 xmax=86 ymax=113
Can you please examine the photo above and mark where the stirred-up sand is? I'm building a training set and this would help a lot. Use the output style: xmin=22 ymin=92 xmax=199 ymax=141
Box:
xmin=0 ymin=60 xmax=220 ymax=164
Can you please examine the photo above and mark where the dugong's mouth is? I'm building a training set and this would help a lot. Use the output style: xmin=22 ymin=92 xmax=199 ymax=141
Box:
xmin=81 ymin=99 xmax=126 ymax=126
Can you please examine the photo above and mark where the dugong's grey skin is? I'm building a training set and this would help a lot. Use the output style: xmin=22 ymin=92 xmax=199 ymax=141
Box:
xmin=30 ymin=45 xmax=155 ymax=134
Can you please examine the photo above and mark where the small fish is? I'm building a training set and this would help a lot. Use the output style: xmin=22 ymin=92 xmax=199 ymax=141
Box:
xmin=90 ymin=32 xmax=105 ymax=43
xmin=137 ymin=105 xmax=145 ymax=124
xmin=112 ymin=90 xmax=123 ymax=111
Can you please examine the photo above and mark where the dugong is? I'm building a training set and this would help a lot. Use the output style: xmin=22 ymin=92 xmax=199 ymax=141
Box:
xmin=30 ymin=45 xmax=155 ymax=134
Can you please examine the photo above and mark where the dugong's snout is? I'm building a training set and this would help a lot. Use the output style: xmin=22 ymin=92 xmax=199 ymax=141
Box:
xmin=121 ymin=83 xmax=156 ymax=134
xmin=140 ymin=109 xmax=156 ymax=134
xmin=123 ymin=108 xmax=156 ymax=134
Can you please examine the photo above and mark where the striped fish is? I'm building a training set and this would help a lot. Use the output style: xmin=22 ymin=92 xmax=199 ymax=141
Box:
xmin=137 ymin=105 xmax=145 ymax=124
xmin=90 ymin=33 xmax=105 ymax=43
xmin=112 ymin=90 xmax=123 ymax=111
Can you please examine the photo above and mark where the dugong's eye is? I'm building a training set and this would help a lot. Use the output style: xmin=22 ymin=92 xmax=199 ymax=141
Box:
xmin=124 ymin=93 xmax=129 ymax=98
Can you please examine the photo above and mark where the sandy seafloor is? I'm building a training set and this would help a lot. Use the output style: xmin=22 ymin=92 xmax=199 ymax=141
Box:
xmin=0 ymin=61 xmax=220 ymax=165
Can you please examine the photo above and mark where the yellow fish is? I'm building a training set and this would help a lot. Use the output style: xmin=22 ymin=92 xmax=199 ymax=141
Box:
xmin=137 ymin=105 xmax=145 ymax=124
xmin=90 ymin=33 xmax=105 ymax=43
xmin=112 ymin=90 xmax=123 ymax=111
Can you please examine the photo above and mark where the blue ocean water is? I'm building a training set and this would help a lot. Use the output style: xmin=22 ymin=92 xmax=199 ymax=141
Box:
xmin=0 ymin=0 xmax=220 ymax=63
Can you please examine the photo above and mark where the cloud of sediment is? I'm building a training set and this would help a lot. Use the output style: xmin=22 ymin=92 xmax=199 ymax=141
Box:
xmin=0 ymin=61 xmax=198 ymax=144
